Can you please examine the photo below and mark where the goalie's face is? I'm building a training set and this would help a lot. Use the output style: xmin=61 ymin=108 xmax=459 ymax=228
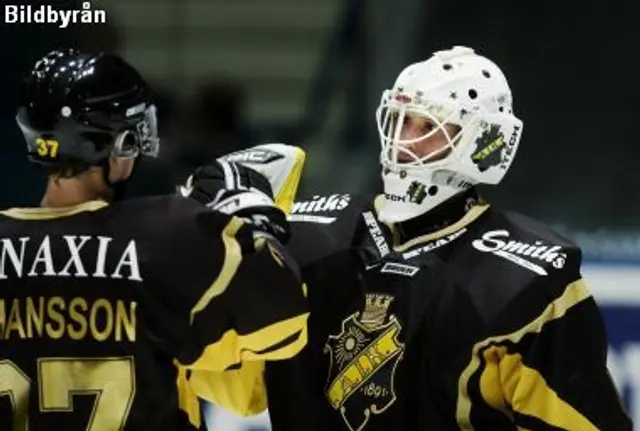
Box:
xmin=396 ymin=113 xmax=461 ymax=163
xmin=377 ymin=97 xmax=464 ymax=171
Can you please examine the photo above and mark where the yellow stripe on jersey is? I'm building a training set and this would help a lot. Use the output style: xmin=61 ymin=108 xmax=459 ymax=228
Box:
xmin=190 ymin=216 xmax=245 ymax=324
xmin=186 ymin=312 xmax=309 ymax=372
xmin=456 ymin=279 xmax=594 ymax=430
xmin=478 ymin=346 xmax=599 ymax=430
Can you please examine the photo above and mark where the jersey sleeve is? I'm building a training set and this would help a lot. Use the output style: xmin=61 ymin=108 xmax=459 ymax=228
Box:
xmin=456 ymin=248 xmax=632 ymax=430
xmin=146 ymin=199 xmax=308 ymax=372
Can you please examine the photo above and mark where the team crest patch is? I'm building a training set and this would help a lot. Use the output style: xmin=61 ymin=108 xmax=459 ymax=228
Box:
xmin=324 ymin=294 xmax=404 ymax=431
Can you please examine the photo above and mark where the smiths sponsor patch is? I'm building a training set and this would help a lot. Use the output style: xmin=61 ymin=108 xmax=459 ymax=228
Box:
xmin=471 ymin=229 xmax=566 ymax=276
xmin=291 ymin=194 xmax=351 ymax=213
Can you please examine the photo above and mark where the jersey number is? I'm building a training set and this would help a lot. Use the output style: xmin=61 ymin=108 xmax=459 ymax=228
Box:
xmin=0 ymin=357 xmax=135 ymax=431
xmin=35 ymin=138 xmax=59 ymax=158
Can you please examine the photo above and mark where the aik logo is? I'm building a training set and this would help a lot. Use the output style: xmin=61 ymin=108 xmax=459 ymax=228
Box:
xmin=324 ymin=294 xmax=404 ymax=431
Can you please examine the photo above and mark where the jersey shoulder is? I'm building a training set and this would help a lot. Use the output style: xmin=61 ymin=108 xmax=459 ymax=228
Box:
xmin=116 ymin=194 xmax=239 ymax=239
xmin=453 ymin=207 xmax=583 ymax=327
xmin=287 ymin=193 xmax=373 ymax=266
xmin=112 ymin=195 xmax=249 ymax=279
xmin=501 ymin=210 xmax=579 ymax=250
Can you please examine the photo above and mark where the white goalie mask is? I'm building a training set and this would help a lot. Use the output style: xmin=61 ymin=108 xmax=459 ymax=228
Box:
xmin=375 ymin=46 xmax=523 ymax=223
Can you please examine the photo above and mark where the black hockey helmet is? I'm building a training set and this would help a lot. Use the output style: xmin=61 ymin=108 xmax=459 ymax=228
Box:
xmin=16 ymin=48 xmax=159 ymax=172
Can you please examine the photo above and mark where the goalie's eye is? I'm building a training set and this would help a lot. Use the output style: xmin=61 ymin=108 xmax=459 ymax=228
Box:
xmin=402 ymin=115 xmax=436 ymax=137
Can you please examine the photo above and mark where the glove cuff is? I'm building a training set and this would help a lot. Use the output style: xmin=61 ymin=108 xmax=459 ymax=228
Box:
xmin=206 ymin=189 xmax=275 ymax=215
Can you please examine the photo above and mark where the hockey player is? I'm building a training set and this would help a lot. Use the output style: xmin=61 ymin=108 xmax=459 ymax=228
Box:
xmin=0 ymin=49 xmax=308 ymax=431
xmin=185 ymin=46 xmax=632 ymax=430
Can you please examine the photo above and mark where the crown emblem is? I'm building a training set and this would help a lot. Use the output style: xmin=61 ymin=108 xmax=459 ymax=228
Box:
xmin=360 ymin=294 xmax=394 ymax=329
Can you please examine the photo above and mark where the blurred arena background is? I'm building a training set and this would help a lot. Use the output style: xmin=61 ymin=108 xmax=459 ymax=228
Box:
xmin=1 ymin=0 xmax=639 ymax=429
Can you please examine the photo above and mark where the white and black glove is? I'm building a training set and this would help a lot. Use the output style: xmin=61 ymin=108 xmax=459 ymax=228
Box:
xmin=217 ymin=143 xmax=306 ymax=216
xmin=179 ymin=160 xmax=291 ymax=244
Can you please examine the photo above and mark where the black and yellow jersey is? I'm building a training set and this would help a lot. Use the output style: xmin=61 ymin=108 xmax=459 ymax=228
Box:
xmin=0 ymin=195 xmax=307 ymax=431
xmin=262 ymin=192 xmax=631 ymax=431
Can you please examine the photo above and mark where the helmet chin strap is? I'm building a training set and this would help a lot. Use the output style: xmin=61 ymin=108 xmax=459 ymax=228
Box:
xmin=99 ymin=157 xmax=142 ymax=202
xmin=99 ymin=159 xmax=124 ymax=202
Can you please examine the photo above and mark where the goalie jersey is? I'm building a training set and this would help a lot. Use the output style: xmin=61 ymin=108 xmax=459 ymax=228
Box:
xmin=0 ymin=195 xmax=307 ymax=431
xmin=264 ymin=191 xmax=631 ymax=430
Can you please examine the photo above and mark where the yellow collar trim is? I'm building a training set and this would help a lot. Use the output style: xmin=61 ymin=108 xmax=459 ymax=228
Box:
xmin=0 ymin=200 xmax=108 ymax=220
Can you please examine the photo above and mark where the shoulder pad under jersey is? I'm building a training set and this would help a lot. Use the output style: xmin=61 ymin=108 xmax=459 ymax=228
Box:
xmin=453 ymin=207 xmax=582 ymax=324
xmin=287 ymin=193 xmax=373 ymax=267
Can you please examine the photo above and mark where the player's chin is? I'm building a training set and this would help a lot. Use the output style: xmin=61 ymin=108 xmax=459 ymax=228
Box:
xmin=396 ymin=155 xmax=414 ymax=163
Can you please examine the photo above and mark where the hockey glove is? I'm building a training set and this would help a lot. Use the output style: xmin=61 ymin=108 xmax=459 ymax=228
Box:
xmin=179 ymin=160 xmax=291 ymax=244
xmin=217 ymin=143 xmax=306 ymax=215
